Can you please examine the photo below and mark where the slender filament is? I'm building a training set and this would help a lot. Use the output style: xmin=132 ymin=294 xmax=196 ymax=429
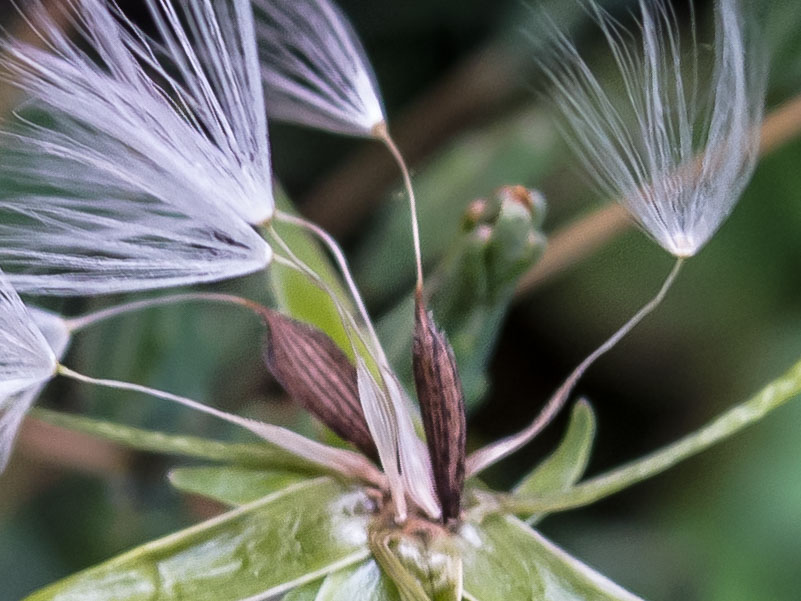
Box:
xmin=56 ymin=364 xmax=384 ymax=486
xmin=65 ymin=293 xmax=263 ymax=332
xmin=374 ymin=123 xmax=424 ymax=292
xmin=266 ymin=225 xmax=375 ymax=359
xmin=273 ymin=210 xmax=387 ymax=363
xmin=467 ymin=257 xmax=685 ymax=476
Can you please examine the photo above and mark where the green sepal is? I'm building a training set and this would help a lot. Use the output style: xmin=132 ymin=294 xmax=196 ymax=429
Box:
xmin=513 ymin=399 xmax=596 ymax=524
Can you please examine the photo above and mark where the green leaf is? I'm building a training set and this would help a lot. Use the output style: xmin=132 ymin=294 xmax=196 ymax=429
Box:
xmin=283 ymin=580 xmax=323 ymax=601
xmin=378 ymin=187 xmax=546 ymax=408
xmin=513 ymin=400 xmax=596 ymax=524
xmin=24 ymin=478 xmax=372 ymax=601
xmin=30 ymin=408 xmax=320 ymax=473
xmin=168 ymin=466 xmax=307 ymax=505
xmin=503 ymin=355 xmax=801 ymax=516
xmin=315 ymin=560 xmax=401 ymax=601
xmin=457 ymin=515 xmax=645 ymax=601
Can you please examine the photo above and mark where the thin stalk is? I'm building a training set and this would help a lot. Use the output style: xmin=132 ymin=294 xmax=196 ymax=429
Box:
xmin=501 ymin=355 xmax=801 ymax=515
xmin=467 ymin=258 xmax=685 ymax=476
xmin=273 ymin=210 xmax=385 ymax=361
xmin=266 ymin=225 xmax=373 ymax=358
xmin=64 ymin=293 xmax=263 ymax=332
xmin=56 ymin=364 xmax=384 ymax=487
xmin=374 ymin=123 xmax=424 ymax=292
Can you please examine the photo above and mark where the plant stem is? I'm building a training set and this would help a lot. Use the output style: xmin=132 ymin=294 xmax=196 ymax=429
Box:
xmin=501 ymin=355 xmax=801 ymax=515
xmin=374 ymin=123 xmax=424 ymax=292
xmin=467 ymin=258 xmax=684 ymax=476
xmin=64 ymin=293 xmax=263 ymax=332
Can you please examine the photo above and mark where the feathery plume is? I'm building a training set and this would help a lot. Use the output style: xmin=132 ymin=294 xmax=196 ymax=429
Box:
xmin=0 ymin=0 xmax=274 ymax=294
xmin=0 ymin=274 xmax=63 ymax=472
xmin=253 ymin=0 xmax=386 ymax=137
xmin=0 ymin=192 xmax=271 ymax=296
xmin=256 ymin=0 xmax=427 ymax=290
xmin=543 ymin=0 xmax=766 ymax=257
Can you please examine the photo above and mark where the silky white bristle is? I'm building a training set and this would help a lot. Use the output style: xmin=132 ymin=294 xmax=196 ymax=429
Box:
xmin=0 ymin=276 xmax=63 ymax=472
xmin=253 ymin=0 xmax=386 ymax=137
xmin=0 ymin=192 xmax=272 ymax=296
xmin=542 ymin=0 xmax=766 ymax=257
xmin=0 ymin=0 xmax=274 ymax=294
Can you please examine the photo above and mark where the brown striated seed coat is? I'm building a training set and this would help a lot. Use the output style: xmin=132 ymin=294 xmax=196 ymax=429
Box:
xmin=412 ymin=291 xmax=467 ymax=522
xmin=261 ymin=309 xmax=379 ymax=462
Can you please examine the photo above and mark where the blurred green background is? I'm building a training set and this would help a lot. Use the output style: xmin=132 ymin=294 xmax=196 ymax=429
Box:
xmin=2 ymin=0 xmax=801 ymax=600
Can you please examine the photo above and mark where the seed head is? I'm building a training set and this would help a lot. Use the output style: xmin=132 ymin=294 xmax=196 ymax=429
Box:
xmin=542 ymin=0 xmax=766 ymax=257
xmin=253 ymin=0 xmax=386 ymax=137
xmin=261 ymin=308 xmax=379 ymax=462
xmin=0 ymin=0 xmax=273 ymax=294
xmin=0 ymin=272 xmax=66 ymax=471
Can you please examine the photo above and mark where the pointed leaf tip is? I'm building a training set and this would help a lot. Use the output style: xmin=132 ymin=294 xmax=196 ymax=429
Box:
xmin=412 ymin=293 xmax=467 ymax=523
xmin=262 ymin=309 xmax=379 ymax=462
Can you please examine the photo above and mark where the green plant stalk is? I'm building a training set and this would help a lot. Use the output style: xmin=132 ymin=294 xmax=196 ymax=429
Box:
xmin=29 ymin=407 xmax=322 ymax=473
xmin=501 ymin=356 xmax=801 ymax=515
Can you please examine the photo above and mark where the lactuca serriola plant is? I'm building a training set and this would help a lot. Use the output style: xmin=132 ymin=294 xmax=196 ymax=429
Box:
xmin=0 ymin=0 xmax=792 ymax=600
